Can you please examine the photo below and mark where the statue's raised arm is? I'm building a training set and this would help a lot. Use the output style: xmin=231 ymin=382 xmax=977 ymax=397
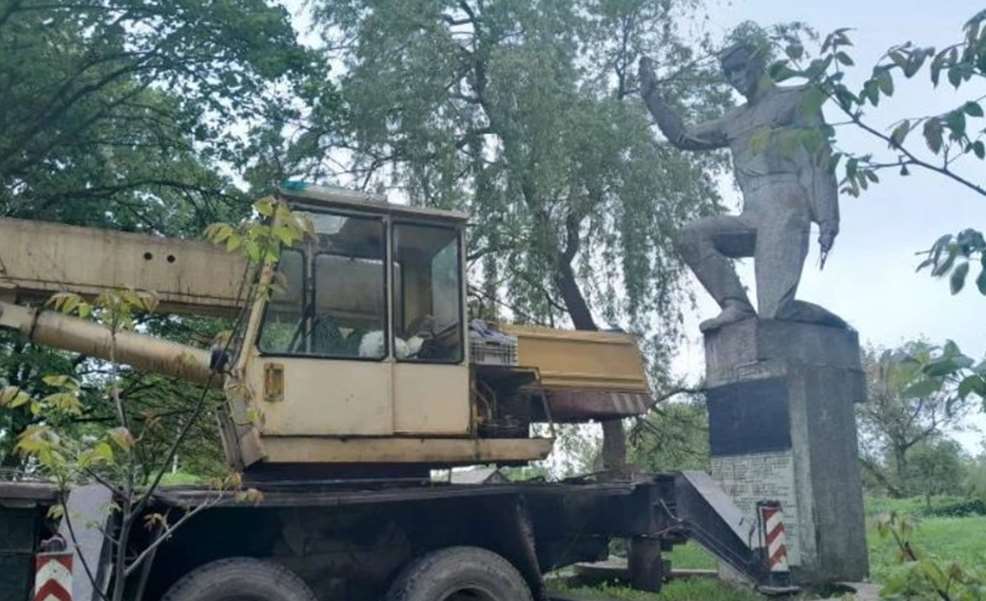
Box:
xmin=639 ymin=56 xmax=728 ymax=151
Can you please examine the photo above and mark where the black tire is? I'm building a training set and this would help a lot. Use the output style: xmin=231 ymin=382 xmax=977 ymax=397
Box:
xmin=161 ymin=557 xmax=318 ymax=601
xmin=386 ymin=546 xmax=533 ymax=601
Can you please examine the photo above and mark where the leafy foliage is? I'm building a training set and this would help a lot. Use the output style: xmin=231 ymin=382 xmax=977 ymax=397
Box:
xmin=629 ymin=396 xmax=710 ymax=472
xmin=7 ymin=289 xmax=256 ymax=601
xmin=857 ymin=342 xmax=978 ymax=498
xmin=918 ymin=229 xmax=986 ymax=296
xmin=0 ymin=0 xmax=315 ymax=233
xmin=205 ymin=197 xmax=315 ymax=266
xmin=876 ymin=511 xmax=986 ymax=601
xmin=767 ymin=12 xmax=986 ymax=198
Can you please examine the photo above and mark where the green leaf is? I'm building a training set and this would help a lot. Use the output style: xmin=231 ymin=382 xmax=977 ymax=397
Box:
xmin=876 ymin=70 xmax=894 ymax=95
xmin=0 ymin=386 xmax=30 ymax=408
xmin=923 ymin=119 xmax=944 ymax=154
xmin=950 ymin=261 xmax=970 ymax=293
xmin=833 ymin=86 xmax=859 ymax=110
xmin=846 ymin=157 xmax=859 ymax=178
xmin=768 ymin=62 xmax=799 ymax=83
xmin=903 ymin=52 xmax=927 ymax=77
xmin=948 ymin=66 xmax=963 ymax=88
xmin=204 ymin=223 xmax=234 ymax=245
xmin=245 ymin=240 xmax=262 ymax=263
xmin=42 ymin=374 xmax=79 ymax=391
xmin=785 ymin=43 xmax=804 ymax=60
xmin=903 ymin=377 xmax=941 ymax=399
xmin=226 ymin=233 xmax=243 ymax=252
xmin=92 ymin=441 xmax=114 ymax=463
xmin=964 ymin=101 xmax=984 ymax=117
xmin=945 ymin=110 xmax=967 ymax=137
xmin=973 ymin=141 xmax=986 ymax=160
xmin=254 ymin=198 xmax=275 ymax=217
xmin=43 ymin=392 xmax=82 ymax=415
xmin=958 ymin=375 xmax=985 ymax=398
xmin=978 ymin=261 xmax=986 ymax=294
xmin=16 ymin=425 xmax=56 ymax=456
xmin=108 ymin=427 xmax=135 ymax=451
xmin=47 ymin=504 xmax=65 ymax=520
xmin=890 ymin=120 xmax=910 ymax=148
xmin=800 ymin=86 xmax=828 ymax=117
xmin=931 ymin=246 xmax=957 ymax=276
xmin=46 ymin=292 xmax=83 ymax=315
xmin=835 ymin=51 xmax=855 ymax=66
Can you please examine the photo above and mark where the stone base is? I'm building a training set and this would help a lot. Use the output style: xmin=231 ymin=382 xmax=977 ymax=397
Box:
xmin=704 ymin=319 xmax=869 ymax=584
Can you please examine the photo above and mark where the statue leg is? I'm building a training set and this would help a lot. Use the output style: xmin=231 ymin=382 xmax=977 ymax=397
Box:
xmin=675 ymin=216 xmax=756 ymax=331
xmin=752 ymin=203 xmax=810 ymax=319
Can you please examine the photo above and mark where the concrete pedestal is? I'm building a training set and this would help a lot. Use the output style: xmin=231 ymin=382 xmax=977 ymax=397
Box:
xmin=703 ymin=319 xmax=869 ymax=584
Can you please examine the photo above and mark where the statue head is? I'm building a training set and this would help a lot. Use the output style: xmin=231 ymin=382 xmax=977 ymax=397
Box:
xmin=719 ymin=43 xmax=768 ymax=99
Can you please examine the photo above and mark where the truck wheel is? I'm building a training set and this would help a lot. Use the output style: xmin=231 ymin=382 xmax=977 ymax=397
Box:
xmin=161 ymin=557 xmax=317 ymax=601
xmin=386 ymin=546 xmax=533 ymax=601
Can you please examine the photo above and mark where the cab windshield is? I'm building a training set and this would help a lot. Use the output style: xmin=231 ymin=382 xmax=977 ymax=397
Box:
xmin=259 ymin=210 xmax=388 ymax=359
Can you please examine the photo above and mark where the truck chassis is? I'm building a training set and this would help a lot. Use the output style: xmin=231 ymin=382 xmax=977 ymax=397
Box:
xmin=2 ymin=471 xmax=782 ymax=601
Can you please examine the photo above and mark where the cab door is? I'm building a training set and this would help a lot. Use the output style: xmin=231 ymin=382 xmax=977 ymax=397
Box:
xmin=253 ymin=209 xmax=394 ymax=436
xmin=390 ymin=222 xmax=470 ymax=435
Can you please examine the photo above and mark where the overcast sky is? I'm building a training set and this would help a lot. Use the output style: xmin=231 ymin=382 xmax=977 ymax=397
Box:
xmin=671 ymin=0 xmax=986 ymax=450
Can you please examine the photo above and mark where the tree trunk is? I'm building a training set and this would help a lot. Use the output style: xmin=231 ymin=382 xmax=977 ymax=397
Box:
xmin=893 ymin=445 xmax=910 ymax=498
xmin=555 ymin=253 xmax=627 ymax=473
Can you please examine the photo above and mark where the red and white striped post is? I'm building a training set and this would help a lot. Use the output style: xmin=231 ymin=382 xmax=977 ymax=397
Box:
xmin=757 ymin=500 xmax=791 ymax=586
xmin=35 ymin=541 xmax=73 ymax=601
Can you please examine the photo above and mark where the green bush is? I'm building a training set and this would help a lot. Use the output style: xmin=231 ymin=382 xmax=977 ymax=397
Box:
xmin=918 ymin=498 xmax=986 ymax=518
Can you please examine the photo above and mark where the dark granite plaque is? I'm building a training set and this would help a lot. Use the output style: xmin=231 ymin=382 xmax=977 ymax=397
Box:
xmin=707 ymin=377 xmax=791 ymax=456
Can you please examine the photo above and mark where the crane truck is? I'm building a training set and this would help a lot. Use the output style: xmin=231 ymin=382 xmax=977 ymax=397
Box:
xmin=0 ymin=185 xmax=791 ymax=601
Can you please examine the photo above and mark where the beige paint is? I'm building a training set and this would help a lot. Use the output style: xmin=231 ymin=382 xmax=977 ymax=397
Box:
xmin=250 ymin=356 xmax=394 ymax=436
xmin=0 ymin=218 xmax=249 ymax=316
xmin=500 ymin=323 xmax=650 ymax=393
xmin=393 ymin=363 xmax=470 ymax=434
xmin=261 ymin=435 xmax=553 ymax=464
xmin=0 ymin=301 xmax=214 ymax=385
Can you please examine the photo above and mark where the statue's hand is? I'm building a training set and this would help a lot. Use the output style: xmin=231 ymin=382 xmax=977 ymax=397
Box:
xmin=818 ymin=227 xmax=837 ymax=254
xmin=639 ymin=56 xmax=657 ymax=98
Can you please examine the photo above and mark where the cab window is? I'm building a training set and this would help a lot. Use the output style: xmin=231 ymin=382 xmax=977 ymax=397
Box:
xmin=392 ymin=223 xmax=463 ymax=363
xmin=259 ymin=211 xmax=387 ymax=359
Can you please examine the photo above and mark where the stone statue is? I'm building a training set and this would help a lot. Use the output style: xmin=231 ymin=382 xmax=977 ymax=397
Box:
xmin=640 ymin=44 xmax=847 ymax=332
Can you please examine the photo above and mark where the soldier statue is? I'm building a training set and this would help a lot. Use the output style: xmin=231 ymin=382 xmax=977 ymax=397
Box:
xmin=640 ymin=43 xmax=847 ymax=332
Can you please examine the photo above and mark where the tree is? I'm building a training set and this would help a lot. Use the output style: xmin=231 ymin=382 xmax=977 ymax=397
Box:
xmin=857 ymin=342 xmax=975 ymax=497
xmin=628 ymin=395 xmax=710 ymax=472
xmin=763 ymin=11 xmax=986 ymax=295
xmin=299 ymin=0 xmax=733 ymax=468
xmin=0 ymin=0 xmax=318 ymax=471
xmin=0 ymin=0 xmax=314 ymax=233
xmin=906 ymin=438 xmax=967 ymax=499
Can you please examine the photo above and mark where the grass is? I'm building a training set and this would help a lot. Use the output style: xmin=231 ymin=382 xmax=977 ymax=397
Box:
xmin=864 ymin=496 xmax=986 ymax=582
xmin=550 ymin=577 xmax=763 ymax=601
xmin=666 ymin=541 xmax=717 ymax=571
xmin=158 ymin=470 xmax=203 ymax=486
xmin=549 ymin=495 xmax=986 ymax=601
